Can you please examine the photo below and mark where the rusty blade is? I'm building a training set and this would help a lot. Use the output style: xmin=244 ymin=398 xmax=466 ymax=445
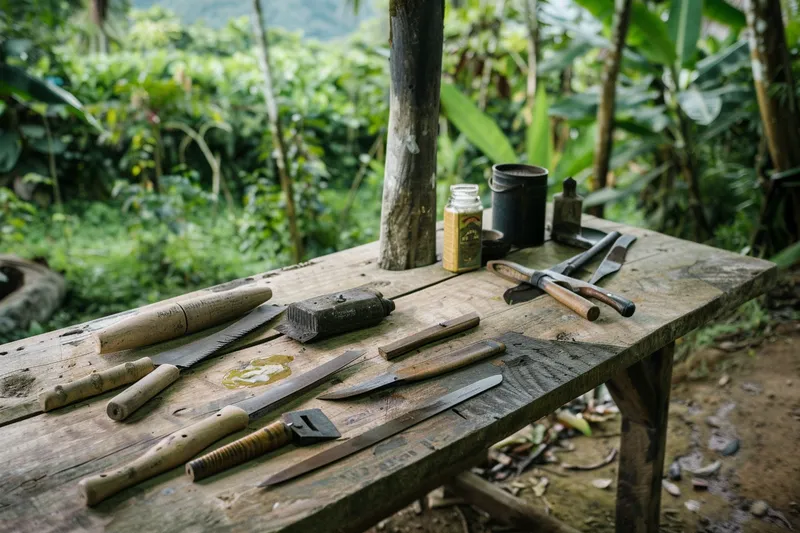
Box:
xmin=587 ymin=234 xmax=637 ymax=285
xmin=234 ymin=349 xmax=365 ymax=420
xmin=259 ymin=374 xmax=503 ymax=487
xmin=317 ymin=373 xmax=400 ymax=400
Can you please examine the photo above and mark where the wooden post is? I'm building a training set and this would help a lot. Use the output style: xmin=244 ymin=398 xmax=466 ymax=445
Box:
xmin=607 ymin=343 xmax=674 ymax=533
xmin=378 ymin=0 xmax=444 ymax=270
xmin=251 ymin=0 xmax=304 ymax=264
xmin=746 ymin=0 xmax=800 ymax=249
xmin=590 ymin=0 xmax=632 ymax=218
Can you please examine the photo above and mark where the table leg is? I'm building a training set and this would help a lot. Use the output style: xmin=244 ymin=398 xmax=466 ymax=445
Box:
xmin=607 ymin=342 xmax=674 ymax=533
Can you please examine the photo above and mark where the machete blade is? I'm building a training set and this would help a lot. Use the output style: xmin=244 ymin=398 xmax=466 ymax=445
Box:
xmin=151 ymin=304 xmax=287 ymax=368
xmin=233 ymin=349 xmax=365 ymax=420
xmin=587 ymin=234 xmax=637 ymax=285
xmin=317 ymin=373 xmax=401 ymax=400
xmin=259 ymin=374 xmax=503 ymax=487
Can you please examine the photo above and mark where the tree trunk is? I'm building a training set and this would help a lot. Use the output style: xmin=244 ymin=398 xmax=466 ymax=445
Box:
xmin=746 ymin=0 xmax=800 ymax=251
xmin=251 ymin=0 xmax=303 ymax=263
xmin=378 ymin=0 xmax=444 ymax=270
xmin=590 ymin=0 xmax=633 ymax=218
xmin=90 ymin=0 xmax=109 ymax=54
xmin=523 ymin=0 xmax=539 ymax=125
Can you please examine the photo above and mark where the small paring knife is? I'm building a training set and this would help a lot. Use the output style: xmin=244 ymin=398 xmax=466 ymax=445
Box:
xmin=39 ymin=304 xmax=286 ymax=420
xmin=186 ymin=408 xmax=340 ymax=481
xmin=318 ymin=339 xmax=506 ymax=400
xmin=588 ymin=234 xmax=637 ymax=285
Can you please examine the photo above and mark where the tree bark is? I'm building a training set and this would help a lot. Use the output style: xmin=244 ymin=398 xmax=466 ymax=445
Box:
xmin=90 ymin=0 xmax=109 ymax=54
xmin=590 ymin=0 xmax=633 ymax=218
xmin=746 ymin=0 xmax=800 ymax=250
xmin=378 ymin=0 xmax=444 ymax=270
xmin=523 ymin=0 xmax=539 ymax=125
xmin=251 ymin=0 xmax=303 ymax=263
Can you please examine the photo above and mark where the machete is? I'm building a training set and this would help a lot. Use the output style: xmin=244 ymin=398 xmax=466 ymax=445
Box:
xmin=504 ymin=230 xmax=621 ymax=304
xmin=487 ymin=261 xmax=636 ymax=321
xmin=39 ymin=304 xmax=287 ymax=420
xmin=588 ymin=234 xmax=637 ymax=285
xmin=318 ymin=339 xmax=506 ymax=400
xmin=78 ymin=348 xmax=365 ymax=506
xmin=259 ymin=374 xmax=503 ymax=487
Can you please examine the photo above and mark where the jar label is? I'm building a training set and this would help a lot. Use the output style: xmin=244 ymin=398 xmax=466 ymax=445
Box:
xmin=444 ymin=210 xmax=482 ymax=272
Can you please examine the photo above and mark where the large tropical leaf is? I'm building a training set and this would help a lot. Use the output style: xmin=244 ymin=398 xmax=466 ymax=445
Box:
xmin=554 ymin=125 xmax=597 ymax=180
xmin=526 ymin=86 xmax=552 ymax=168
xmin=678 ymin=87 xmax=723 ymax=125
xmin=668 ymin=0 xmax=703 ymax=67
xmin=440 ymin=82 xmax=517 ymax=165
xmin=695 ymin=40 xmax=749 ymax=85
xmin=0 ymin=65 xmax=101 ymax=131
xmin=0 ymin=131 xmax=22 ymax=173
xmin=573 ymin=0 xmax=677 ymax=65
xmin=703 ymin=0 xmax=746 ymax=30
xmin=583 ymin=162 xmax=672 ymax=208
xmin=538 ymin=41 xmax=594 ymax=74
xmin=770 ymin=240 xmax=800 ymax=269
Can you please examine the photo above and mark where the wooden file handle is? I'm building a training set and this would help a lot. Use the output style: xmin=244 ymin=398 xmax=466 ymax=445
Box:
xmin=38 ymin=358 xmax=155 ymax=412
xmin=395 ymin=339 xmax=506 ymax=382
xmin=574 ymin=285 xmax=636 ymax=317
xmin=485 ymin=261 xmax=535 ymax=285
xmin=540 ymin=278 xmax=600 ymax=321
xmin=79 ymin=405 xmax=249 ymax=506
xmin=186 ymin=420 xmax=292 ymax=481
xmin=106 ymin=364 xmax=181 ymax=421
xmin=378 ymin=312 xmax=481 ymax=360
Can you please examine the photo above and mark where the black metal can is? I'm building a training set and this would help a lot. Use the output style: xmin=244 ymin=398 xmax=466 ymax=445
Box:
xmin=489 ymin=164 xmax=549 ymax=247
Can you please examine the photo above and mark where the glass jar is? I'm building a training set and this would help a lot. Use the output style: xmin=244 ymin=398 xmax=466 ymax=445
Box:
xmin=443 ymin=184 xmax=483 ymax=273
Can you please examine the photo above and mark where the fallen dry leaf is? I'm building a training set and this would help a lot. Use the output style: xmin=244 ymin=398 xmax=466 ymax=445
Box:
xmin=556 ymin=410 xmax=592 ymax=437
xmin=685 ymin=500 xmax=701 ymax=512
xmin=592 ymin=479 xmax=613 ymax=490
xmin=687 ymin=460 xmax=721 ymax=477
xmin=562 ymin=448 xmax=618 ymax=471
xmin=532 ymin=477 xmax=549 ymax=497
xmin=662 ymin=479 xmax=681 ymax=497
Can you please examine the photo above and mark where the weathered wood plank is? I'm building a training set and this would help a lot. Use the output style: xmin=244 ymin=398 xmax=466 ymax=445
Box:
xmin=608 ymin=342 xmax=674 ymax=533
xmin=0 ymin=216 xmax=776 ymax=533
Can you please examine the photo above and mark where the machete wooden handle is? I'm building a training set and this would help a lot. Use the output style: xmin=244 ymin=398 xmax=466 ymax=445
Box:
xmin=574 ymin=285 xmax=636 ymax=317
xmin=39 ymin=357 xmax=156 ymax=412
xmin=186 ymin=420 xmax=292 ymax=481
xmin=79 ymin=405 xmax=249 ymax=506
xmin=106 ymin=364 xmax=181 ymax=421
xmin=540 ymin=278 xmax=600 ymax=321
xmin=486 ymin=261 xmax=534 ymax=284
xmin=396 ymin=339 xmax=506 ymax=382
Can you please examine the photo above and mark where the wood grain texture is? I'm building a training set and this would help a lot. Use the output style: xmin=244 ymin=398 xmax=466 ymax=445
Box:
xmin=378 ymin=312 xmax=480 ymax=360
xmin=0 ymin=212 xmax=777 ymax=533
xmin=106 ymin=364 xmax=181 ymax=421
xmin=607 ymin=343 xmax=674 ymax=533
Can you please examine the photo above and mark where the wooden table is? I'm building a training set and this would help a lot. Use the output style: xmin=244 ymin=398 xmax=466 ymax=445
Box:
xmin=0 ymin=214 xmax=776 ymax=533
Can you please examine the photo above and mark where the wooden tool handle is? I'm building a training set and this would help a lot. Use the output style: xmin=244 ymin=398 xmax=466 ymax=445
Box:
xmin=378 ymin=312 xmax=481 ymax=360
xmin=396 ymin=339 xmax=506 ymax=381
xmin=79 ymin=405 xmax=249 ymax=506
xmin=575 ymin=285 xmax=636 ymax=317
xmin=486 ymin=261 xmax=534 ymax=284
xmin=540 ymin=278 xmax=600 ymax=321
xmin=38 ymin=358 xmax=155 ymax=412
xmin=186 ymin=420 xmax=292 ymax=481
xmin=106 ymin=364 xmax=181 ymax=421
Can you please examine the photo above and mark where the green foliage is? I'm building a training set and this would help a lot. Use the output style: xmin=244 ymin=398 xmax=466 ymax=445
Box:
xmin=526 ymin=86 xmax=552 ymax=168
xmin=667 ymin=0 xmax=703 ymax=67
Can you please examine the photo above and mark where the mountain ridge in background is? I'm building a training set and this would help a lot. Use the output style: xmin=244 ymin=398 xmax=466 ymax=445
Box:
xmin=132 ymin=0 xmax=376 ymax=40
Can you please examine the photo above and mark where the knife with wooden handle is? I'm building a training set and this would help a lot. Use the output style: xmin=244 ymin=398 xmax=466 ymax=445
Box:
xmin=318 ymin=339 xmax=506 ymax=400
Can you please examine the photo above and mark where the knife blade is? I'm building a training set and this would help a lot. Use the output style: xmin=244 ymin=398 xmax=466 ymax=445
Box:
xmin=39 ymin=304 xmax=287 ymax=417
xmin=588 ymin=234 xmax=637 ymax=285
xmin=259 ymin=374 xmax=504 ymax=487
xmin=78 ymin=348 xmax=365 ymax=506
xmin=503 ymin=230 xmax=621 ymax=304
xmin=318 ymin=339 xmax=506 ymax=400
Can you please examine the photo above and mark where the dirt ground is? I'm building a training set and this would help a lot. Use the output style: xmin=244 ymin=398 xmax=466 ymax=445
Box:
xmin=365 ymin=323 xmax=800 ymax=533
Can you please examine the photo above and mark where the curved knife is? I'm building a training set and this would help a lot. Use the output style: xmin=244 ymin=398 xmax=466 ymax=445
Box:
xmin=318 ymin=339 xmax=506 ymax=400
xmin=588 ymin=234 xmax=637 ymax=285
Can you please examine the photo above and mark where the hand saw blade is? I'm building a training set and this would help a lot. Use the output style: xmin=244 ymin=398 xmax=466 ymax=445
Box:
xmin=152 ymin=304 xmax=286 ymax=368
xmin=259 ymin=374 xmax=503 ymax=487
